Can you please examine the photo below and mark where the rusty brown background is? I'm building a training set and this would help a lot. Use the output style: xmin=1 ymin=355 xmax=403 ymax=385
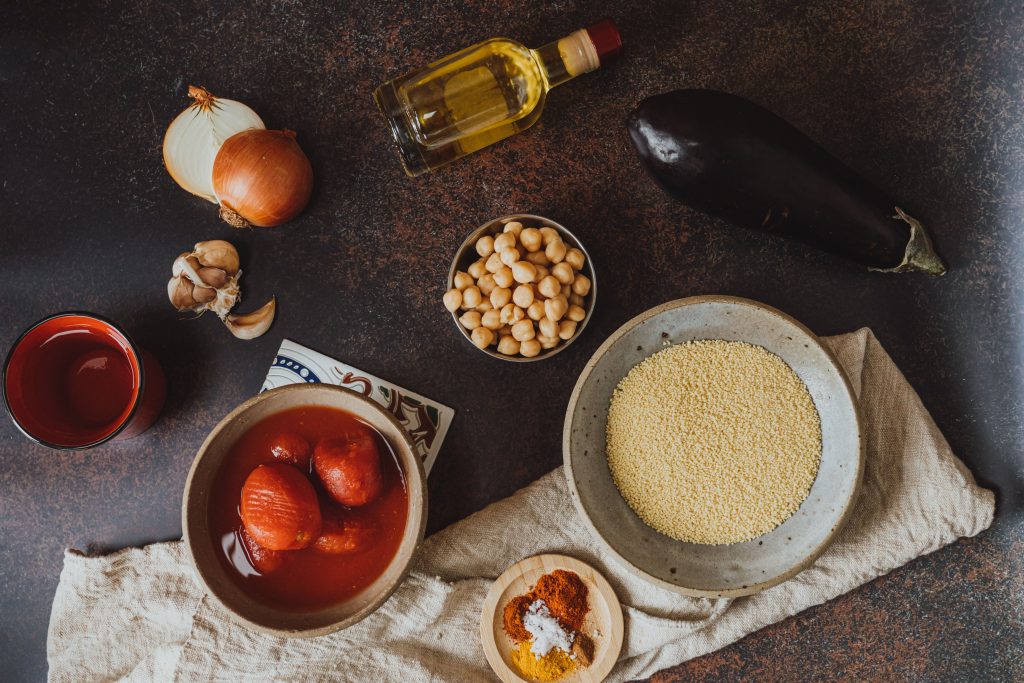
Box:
xmin=1 ymin=1 xmax=1022 ymax=680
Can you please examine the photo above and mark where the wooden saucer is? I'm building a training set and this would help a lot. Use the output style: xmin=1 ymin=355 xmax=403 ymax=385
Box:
xmin=480 ymin=554 xmax=624 ymax=683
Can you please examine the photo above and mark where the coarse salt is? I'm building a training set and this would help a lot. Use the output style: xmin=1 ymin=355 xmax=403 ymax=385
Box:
xmin=523 ymin=599 xmax=574 ymax=657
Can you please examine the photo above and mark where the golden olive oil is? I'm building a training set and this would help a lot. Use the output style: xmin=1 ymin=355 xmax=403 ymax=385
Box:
xmin=375 ymin=20 xmax=621 ymax=176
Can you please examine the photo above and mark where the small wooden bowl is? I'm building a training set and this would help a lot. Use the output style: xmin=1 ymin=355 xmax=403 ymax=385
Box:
xmin=182 ymin=383 xmax=427 ymax=637
xmin=480 ymin=554 xmax=623 ymax=683
xmin=447 ymin=214 xmax=597 ymax=362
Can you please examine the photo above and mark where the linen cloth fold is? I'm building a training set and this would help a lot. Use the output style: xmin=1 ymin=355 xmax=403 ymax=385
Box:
xmin=47 ymin=329 xmax=995 ymax=682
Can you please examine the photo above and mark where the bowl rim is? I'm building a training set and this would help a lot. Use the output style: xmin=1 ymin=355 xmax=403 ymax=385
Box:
xmin=446 ymin=213 xmax=597 ymax=363
xmin=181 ymin=382 xmax=428 ymax=637
xmin=562 ymin=294 xmax=865 ymax=598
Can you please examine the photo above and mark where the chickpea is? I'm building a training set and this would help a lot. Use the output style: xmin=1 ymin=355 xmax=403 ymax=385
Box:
xmin=537 ymin=275 xmax=561 ymax=299
xmin=477 ymin=273 xmax=497 ymax=296
xmin=570 ymin=293 xmax=585 ymax=307
xmin=538 ymin=334 xmax=560 ymax=350
xmin=493 ymin=232 xmax=516 ymax=252
xmin=481 ymin=309 xmax=502 ymax=330
xmin=567 ymin=304 xmax=586 ymax=322
xmin=527 ymin=301 xmax=545 ymax=321
xmin=565 ymin=247 xmax=585 ymax=270
xmin=485 ymin=252 xmax=503 ymax=273
xmin=513 ymin=284 xmax=534 ymax=308
xmin=500 ymin=303 xmax=525 ymax=325
xmin=497 ymin=335 xmax=521 ymax=356
xmin=525 ymin=250 xmax=549 ymax=266
xmin=539 ymin=226 xmax=559 ymax=246
xmin=459 ymin=311 xmax=482 ymax=330
xmin=544 ymin=294 xmax=568 ymax=322
xmin=443 ymin=288 xmax=462 ymax=313
xmin=519 ymin=227 xmax=542 ymax=252
xmin=503 ymin=221 xmax=524 ymax=236
xmin=493 ymin=266 xmax=514 ymax=288
xmin=512 ymin=319 xmax=536 ymax=342
xmin=561 ymin=283 xmax=571 ymax=298
xmin=499 ymin=246 xmax=521 ymax=267
xmin=572 ymin=273 xmax=592 ymax=296
xmin=551 ymin=262 xmax=574 ymax=285
xmin=471 ymin=326 xmax=494 ymax=349
xmin=468 ymin=259 xmax=487 ymax=279
xmin=538 ymin=317 xmax=558 ymax=339
xmin=475 ymin=235 xmax=495 ymax=258
xmin=520 ymin=338 xmax=541 ymax=358
xmin=453 ymin=271 xmax=473 ymax=290
xmin=490 ymin=287 xmax=511 ymax=309
xmin=558 ymin=320 xmax=577 ymax=340
xmin=499 ymin=324 xmax=513 ymax=336
xmin=476 ymin=301 xmax=493 ymax=313
xmin=534 ymin=265 xmax=549 ymax=283
xmin=545 ymin=238 xmax=567 ymax=264
xmin=462 ymin=286 xmax=481 ymax=309
xmin=511 ymin=261 xmax=537 ymax=284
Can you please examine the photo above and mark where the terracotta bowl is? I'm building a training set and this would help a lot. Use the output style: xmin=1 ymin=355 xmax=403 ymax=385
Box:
xmin=447 ymin=214 xmax=597 ymax=362
xmin=563 ymin=295 xmax=863 ymax=597
xmin=182 ymin=383 xmax=427 ymax=637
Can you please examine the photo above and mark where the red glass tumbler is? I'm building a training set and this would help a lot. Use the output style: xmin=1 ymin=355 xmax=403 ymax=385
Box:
xmin=3 ymin=312 xmax=166 ymax=449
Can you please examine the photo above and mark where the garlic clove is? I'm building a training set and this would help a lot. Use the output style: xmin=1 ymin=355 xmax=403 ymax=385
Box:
xmin=192 ymin=285 xmax=217 ymax=304
xmin=192 ymin=240 xmax=240 ymax=275
xmin=162 ymin=86 xmax=265 ymax=203
xmin=224 ymin=297 xmax=276 ymax=340
xmin=197 ymin=266 xmax=228 ymax=288
xmin=167 ymin=274 xmax=199 ymax=311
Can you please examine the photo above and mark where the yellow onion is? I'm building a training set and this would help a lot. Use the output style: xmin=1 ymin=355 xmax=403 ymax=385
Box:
xmin=163 ymin=86 xmax=264 ymax=203
xmin=163 ymin=86 xmax=313 ymax=228
xmin=212 ymin=129 xmax=314 ymax=228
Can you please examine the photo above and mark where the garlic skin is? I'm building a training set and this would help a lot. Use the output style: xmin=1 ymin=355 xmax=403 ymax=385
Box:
xmin=163 ymin=86 xmax=265 ymax=203
xmin=167 ymin=240 xmax=275 ymax=339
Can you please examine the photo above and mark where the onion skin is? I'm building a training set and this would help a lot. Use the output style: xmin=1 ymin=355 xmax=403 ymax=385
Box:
xmin=213 ymin=129 xmax=313 ymax=228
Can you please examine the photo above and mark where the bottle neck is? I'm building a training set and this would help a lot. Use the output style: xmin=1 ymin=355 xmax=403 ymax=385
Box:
xmin=532 ymin=29 xmax=601 ymax=90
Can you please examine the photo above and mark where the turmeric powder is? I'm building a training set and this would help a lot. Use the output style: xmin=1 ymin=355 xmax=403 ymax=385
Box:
xmin=510 ymin=640 xmax=577 ymax=681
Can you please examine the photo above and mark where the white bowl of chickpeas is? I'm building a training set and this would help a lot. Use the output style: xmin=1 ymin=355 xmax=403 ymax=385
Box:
xmin=443 ymin=214 xmax=595 ymax=361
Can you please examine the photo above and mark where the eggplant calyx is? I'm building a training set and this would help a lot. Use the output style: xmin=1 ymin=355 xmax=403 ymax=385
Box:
xmin=871 ymin=207 xmax=947 ymax=275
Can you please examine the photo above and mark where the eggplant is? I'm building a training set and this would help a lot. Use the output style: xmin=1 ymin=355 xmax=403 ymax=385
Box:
xmin=627 ymin=90 xmax=946 ymax=274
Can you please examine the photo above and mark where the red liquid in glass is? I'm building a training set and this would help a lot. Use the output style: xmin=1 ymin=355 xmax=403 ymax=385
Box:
xmin=6 ymin=323 xmax=138 ymax=446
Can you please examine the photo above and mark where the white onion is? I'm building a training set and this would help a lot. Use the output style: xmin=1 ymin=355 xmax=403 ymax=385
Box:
xmin=162 ymin=86 xmax=264 ymax=203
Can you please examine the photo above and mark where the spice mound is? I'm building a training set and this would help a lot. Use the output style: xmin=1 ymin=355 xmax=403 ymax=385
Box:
xmin=503 ymin=569 xmax=594 ymax=681
xmin=606 ymin=339 xmax=822 ymax=544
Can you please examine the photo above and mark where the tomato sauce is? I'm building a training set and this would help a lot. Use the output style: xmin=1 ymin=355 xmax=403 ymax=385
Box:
xmin=209 ymin=405 xmax=408 ymax=611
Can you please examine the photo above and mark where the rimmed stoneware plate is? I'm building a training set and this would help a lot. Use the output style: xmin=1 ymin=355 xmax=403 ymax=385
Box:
xmin=563 ymin=295 xmax=863 ymax=598
xmin=481 ymin=554 xmax=624 ymax=683
xmin=182 ymin=383 xmax=427 ymax=637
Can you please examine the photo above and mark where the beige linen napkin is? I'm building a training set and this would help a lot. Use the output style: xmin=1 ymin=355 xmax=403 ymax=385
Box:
xmin=47 ymin=329 xmax=995 ymax=682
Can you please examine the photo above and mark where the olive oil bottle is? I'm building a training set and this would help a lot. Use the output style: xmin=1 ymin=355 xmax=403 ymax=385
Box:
xmin=375 ymin=19 xmax=621 ymax=176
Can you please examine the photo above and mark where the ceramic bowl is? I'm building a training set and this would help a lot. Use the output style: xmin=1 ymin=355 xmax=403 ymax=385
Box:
xmin=563 ymin=295 xmax=863 ymax=597
xmin=447 ymin=214 xmax=596 ymax=362
xmin=182 ymin=383 xmax=427 ymax=637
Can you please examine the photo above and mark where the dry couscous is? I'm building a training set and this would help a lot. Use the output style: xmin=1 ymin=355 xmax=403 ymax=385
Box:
xmin=605 ymin=339 xmax=822 ymax=544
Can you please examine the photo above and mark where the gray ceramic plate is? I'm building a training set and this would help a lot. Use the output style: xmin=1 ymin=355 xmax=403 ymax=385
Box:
xmin=563 ymin=295 xmax=863 ymax=597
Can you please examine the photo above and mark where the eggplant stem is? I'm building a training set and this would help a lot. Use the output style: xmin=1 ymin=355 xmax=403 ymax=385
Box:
xmin=871 ymin=207 xmax=947 ymax=275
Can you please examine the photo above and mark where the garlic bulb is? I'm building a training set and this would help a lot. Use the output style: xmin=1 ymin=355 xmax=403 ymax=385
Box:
xmin=167 ymin=240 xmax=276 ymax=339
xmin=163 ymin=86 xmax=265 ymax=203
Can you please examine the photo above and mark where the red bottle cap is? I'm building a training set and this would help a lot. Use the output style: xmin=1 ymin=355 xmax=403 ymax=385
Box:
xmin=585 ymin=18 xmax=622 ymax=63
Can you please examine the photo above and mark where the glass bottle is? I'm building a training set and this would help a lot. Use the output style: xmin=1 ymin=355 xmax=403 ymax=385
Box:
xmin=374 ymin=19 xmax=622 ymax=177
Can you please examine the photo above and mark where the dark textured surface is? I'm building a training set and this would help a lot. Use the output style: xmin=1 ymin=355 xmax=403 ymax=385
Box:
xmin=1 ymin=1 xmax=1022 ymax=681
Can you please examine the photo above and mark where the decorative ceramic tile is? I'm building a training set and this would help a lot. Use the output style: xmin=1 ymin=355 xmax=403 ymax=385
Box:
xmin=261 ymin=339 xmax=454 ymax=475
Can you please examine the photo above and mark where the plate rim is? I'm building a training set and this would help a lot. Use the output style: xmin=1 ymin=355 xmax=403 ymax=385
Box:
xmin=479 ymin=553 xmax=625 ymax=683
xmin=561 ymin=294 xmax=865 ymax=598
